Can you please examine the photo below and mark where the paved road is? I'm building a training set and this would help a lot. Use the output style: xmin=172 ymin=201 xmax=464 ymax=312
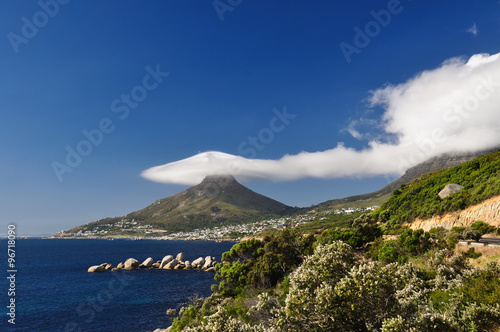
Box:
xmin=480 ymin=237 xmax=500 ymax=245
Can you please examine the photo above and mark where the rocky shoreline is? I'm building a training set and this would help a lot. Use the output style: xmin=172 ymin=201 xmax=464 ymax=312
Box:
xmin=87 ymin=252 xmax=218 ymax=273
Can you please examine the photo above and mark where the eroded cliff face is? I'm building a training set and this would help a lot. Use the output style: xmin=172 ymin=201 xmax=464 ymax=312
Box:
xmin=409 ymin=195 xmax=500 ymax=231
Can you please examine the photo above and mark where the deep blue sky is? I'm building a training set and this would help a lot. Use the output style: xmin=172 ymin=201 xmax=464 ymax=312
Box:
xmin=1 ymin=0 xmax=498 ymax=235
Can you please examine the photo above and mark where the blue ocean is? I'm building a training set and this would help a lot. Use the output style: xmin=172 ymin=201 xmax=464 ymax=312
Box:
xmin=0 ymin=239 xmax=235 ymax=332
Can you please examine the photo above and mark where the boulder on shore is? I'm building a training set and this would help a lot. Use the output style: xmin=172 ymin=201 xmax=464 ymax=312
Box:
xmin=160 ymin=255 xmax=174 ymax=269
xmin=174 ymin=263 xmax=185 ymax=270
xmin=88 ymin=265 xmax=106 ymax=273
xmin=203 ymin=256 xmax=217 ymax=269
xmin=124 ymin=258 xmax=139 ymax=270
xmin=164 ymin=259 xmax=179 ymax=269
xmin=192 ymin=257 xmax=205 ymax=268
xmin=141 ymin=257 xmax=154 ymax=268
xmin=87 ymin=254 xmax=217 ymax=273
xmin=103 ymin=263 xmax=113 ymax=270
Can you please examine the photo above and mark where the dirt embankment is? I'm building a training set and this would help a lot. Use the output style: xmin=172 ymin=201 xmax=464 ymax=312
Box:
xmin=410 ymin=195 xmax=500 ymax=231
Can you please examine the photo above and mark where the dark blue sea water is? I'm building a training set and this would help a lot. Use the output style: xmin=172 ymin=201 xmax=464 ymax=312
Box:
xmin=0 ymin=239 xmax=235 ymax=332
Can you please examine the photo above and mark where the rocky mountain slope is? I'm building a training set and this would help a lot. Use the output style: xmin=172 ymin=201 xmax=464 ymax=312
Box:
xmin=410 ymin=194 xmax=500 ymax=231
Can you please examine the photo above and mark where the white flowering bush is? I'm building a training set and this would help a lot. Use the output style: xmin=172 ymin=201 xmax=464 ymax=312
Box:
xmin=169 ymin=238 xmax=500 ymax=332
xmin=275 ymin=241 xmax=356 ymax=331
xmin=274 ymin=243 xmax=429 ymax=331
xmin=182 ymin=306 xmax=265 ymax=332
xmin=381 ymin=316 xmax=418 ymax=332
xmin=393 ymin=263 xmax=428 ymax=311
xmin=333 ymin=261 xmax=422 ymax=330
xmin=429 ymin=251 xmax=470 ymax=292
xmin=248 ymin=292 xmax=280 ymax=324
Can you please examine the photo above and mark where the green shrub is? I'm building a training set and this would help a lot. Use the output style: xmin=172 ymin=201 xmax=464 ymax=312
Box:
xmin=170 ymin=305 xmax=198 ymax=331
xmin=318 ymin=214 xmax=382 ymax=248
xmin=444 ymin=232 xmax=460 ymax=248
xmin=464 ymin=247 xmax=482 ymax=259
xmin=470 ymin=221 xmax=496 ymax=235
xmin=365 ymin=236 xmax=385 ymax=260
xmin=459 ymin=263 xmax=500 ymax=305
xmin=462 ymin=229 xmax=481 ymax=241
xmin=215 ymin=228 xmax=314 ymax=297
xmin=397 ymin=228 xmax=431 ymax=256
xmin=451 ymin=226 xmax=466 ymax=234
xmin=378 ymin=241 xmax=399 ymax=263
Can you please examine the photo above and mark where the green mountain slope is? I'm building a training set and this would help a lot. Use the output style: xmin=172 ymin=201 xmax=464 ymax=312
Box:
xmin=313 ymin=149 xmax=496 ymax=212
xmin=372 ymin=150 xmax=500 ymax=228
xmin=58 ymin=175 xmax=296 ymax=236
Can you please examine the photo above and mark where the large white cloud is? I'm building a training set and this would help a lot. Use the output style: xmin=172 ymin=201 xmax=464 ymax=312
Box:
xmin=142 ymin=52 xmax=500 ymax=185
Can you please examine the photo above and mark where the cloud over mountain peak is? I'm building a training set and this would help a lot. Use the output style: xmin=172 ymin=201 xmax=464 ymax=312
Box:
xmin=142 ymin=52 xmax=500 ymax=185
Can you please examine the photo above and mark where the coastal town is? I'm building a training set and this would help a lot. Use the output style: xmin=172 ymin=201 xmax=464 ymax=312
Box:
xmin=54 ymin=206 xmax=379 ymax=240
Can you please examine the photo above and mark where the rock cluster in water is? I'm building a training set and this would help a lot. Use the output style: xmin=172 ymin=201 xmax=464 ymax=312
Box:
xmin=87 ymin=252 xmax=218 ymax=273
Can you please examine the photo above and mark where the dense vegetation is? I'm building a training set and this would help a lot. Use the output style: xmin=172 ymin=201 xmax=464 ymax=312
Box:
xmin=215 ymin=229 xmax=315 ymax=297
xmin=373 ymin=151 xmax=500 ymax=229
xmin=294 ymin=211 xmax=364 ymax=233
xmin=167 ymin=223 xmax=500 ymax=331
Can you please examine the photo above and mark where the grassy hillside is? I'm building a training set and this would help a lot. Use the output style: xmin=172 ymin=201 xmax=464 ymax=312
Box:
xmin=313 ymin=194 xmax=390 ymax=211
xmin=313 ymin=149 xmax=495 ymax=213
xmin=373 ymin=150 xmax=500 ymax=228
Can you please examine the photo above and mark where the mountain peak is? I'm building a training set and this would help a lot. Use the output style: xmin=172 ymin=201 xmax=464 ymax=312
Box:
xmin=194 ymin=174 xmax=242 ymax=195
xmin=201 ymin=174 xmax=237 ymax=183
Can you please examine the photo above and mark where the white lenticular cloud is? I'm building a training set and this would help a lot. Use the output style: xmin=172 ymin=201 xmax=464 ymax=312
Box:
xmin=142 ymin=52 xmax=500 ymax=185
